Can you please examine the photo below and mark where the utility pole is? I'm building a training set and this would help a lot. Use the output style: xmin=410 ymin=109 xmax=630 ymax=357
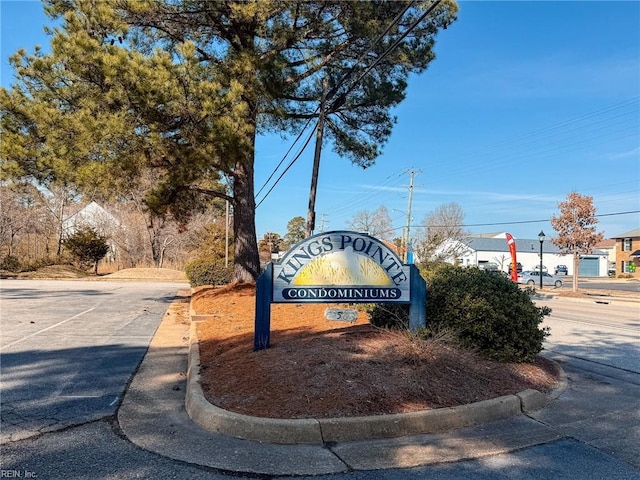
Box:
xmin=403 ymin=169 xmax=418 ymax=262
xmin=306 ymin=79 xmax=328 ymax=238
xmin=319 ymin=213 xmax=328 ymax=232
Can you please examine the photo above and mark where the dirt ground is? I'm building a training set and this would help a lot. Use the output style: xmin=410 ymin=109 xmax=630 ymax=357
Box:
xmin=193 ymin=282 xmax=560 ymax=419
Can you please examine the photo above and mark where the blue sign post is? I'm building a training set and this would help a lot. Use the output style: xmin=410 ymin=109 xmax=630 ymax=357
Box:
xmin=254 ymin=231 xmax=426 ymax=351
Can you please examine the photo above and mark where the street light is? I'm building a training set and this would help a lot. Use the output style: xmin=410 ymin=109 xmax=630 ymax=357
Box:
xmin=538 ymin=230 xmax=546 ymax=289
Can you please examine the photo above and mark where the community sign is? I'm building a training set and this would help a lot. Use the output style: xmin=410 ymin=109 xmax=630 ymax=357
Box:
xmin=254 ymin=230 xmax=426 ymax=350
xmin=273 ymin=230 xmax=411 ymax=303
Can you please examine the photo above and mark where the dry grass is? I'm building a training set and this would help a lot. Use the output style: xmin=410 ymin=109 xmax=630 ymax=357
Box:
xmin=103 ymin=268 xmax=187 ymax=281
xmin=2 ymin=266 xmax=187 ymax=281
xmin=194 ymin=283 xmax=560 ymax=419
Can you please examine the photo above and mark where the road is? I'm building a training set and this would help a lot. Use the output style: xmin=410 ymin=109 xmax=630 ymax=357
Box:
xmin=537 ymin=296 xmax=640 ymax=373
xmin=0 ymin=279 xmax=189 ymax=442
xmin=553 ymin=277 xmax=640 ymax=293
xmin=578 ymin=279 xmax=640 ymax=293
xmin=1 ymin=281 xmax=638 ymax=479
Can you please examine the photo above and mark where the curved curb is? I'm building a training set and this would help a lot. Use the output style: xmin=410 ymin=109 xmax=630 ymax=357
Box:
xmin=186 ymin=322 xmax=558 ymax=445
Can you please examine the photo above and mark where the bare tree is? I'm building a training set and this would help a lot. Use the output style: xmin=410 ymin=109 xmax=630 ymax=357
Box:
xmin=42 ymin=184 xmax=79 ymax=257
xmin=0 ymin=184 xmax=60 ymax=263
xmin=416 ymin=202 xmax=469 ymax=263
xmin=183 ymin=213 xmax=230 ymax=263
xmin=550 ymin=192 xmax=604 ymax=292
xmin=0 ymin=186 xmax=29 ymax=257
xmin=348 ymin=206 xmax=393 ymax=240
xmin=493 ymin=254 xmax=509 ymax=271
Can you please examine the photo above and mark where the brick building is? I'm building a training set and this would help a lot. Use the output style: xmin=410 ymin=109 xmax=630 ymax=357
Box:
xmin=611 ymin=228 xmax=640 ymax=277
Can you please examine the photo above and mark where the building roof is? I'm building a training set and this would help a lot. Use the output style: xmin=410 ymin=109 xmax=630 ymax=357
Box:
xmin=463 ymin=237 xmax=565 ymax=254
xmin=596 ymin=239 xmax=616 ymax=249
xmin=62 ymin=201 xmax=118 ymax=233
xmin=469 ymin=232 xmax=508 ymax=239
xmin=461 ymin=237 xmax=606 ymax=256
xmin=611 ymin=228 xmax=640 ymax=239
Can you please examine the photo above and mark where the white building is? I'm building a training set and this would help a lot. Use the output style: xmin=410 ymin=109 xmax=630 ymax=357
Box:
xmin=62 ymin=201 xmax=120 ymax=261
xmin=437 ymin=233 xmax=609 ymax=277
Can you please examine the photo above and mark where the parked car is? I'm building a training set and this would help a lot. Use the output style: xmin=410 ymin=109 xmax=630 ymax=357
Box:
xmin=517 ymin=271 xmax=563 ymax=287
xmin=479 ymin=262 xmax=499 ymax=271
xmin=507 ymin=262 xmax=523 ymax=273
xmin=532 ymin=265 xmax=548 ymax=273
xmin=554 ymin=265 xmax=568 ymax=275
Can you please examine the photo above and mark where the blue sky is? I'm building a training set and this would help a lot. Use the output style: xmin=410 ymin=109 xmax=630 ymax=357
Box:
xmin=2 ymin=1 xmax=639 ymax=243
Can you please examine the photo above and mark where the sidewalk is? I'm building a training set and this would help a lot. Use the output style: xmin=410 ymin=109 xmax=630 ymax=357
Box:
xmin=117 ymin=289 xmax=639 ymax=476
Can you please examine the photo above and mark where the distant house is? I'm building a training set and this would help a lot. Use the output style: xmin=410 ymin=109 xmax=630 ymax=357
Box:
xmin=436 ymin=232 xmax=609 ymax=277
xmin=595 ymin=239 xmax=616 ymax=275
xmin=62 ymin=201 xmax=119 ymax=260
xmin=62 ymin=201 xmax=118 ymax=236
xmin=610 ymin=228 xmax=640 ymax=277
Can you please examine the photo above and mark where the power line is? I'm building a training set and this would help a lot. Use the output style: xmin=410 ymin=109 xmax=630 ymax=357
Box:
xmin=255 ymin=122 xmax=318 ymax=208
xmin=254 ymin=116 xmax=315 ymax=199
xmin=327 ymin=0 xmax=443 ymax=111
xmin=323 ymin=168 xmax=406 ymax=216
xmin=255 ymin=1 xmax=442 ymax=207
xmin=324 ymin=1 xmax=416 ymax=108
xmin=424 ymin=97 xmax=639 ymax=183
xmin=374 ymin=209 xmax=640 ymax=237
xmin=460 ymin=96 xmax=639 ymax=157
xmin=255 ymin=2 xmax=416 ymax=204
xmin=418 ymin=209 xmax=640 ymax=229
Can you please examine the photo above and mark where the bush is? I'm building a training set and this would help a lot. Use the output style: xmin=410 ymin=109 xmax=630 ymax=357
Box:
xmin=63 ymin=227 xmax=110 ymax=274
xmin=368 ymin=264 xmax=550 ymax=362
xmin=185 ymin=257 xmax=234 ymax=287
xmin=0 ymin=255 xmax=21 ymax=272
xmin=423 ymin=265 xmax=550 ymax=362
xmin=17 ymin=257 xmax=59 ymax=272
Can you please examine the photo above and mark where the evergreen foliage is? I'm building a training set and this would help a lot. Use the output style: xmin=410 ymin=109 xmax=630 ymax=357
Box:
xmin=369 ymin=264 xmax=551 ymax=362
xmin=1 ymin=0 xmax=458 ymax=282
xmin=185 ymin=256 xmax=234 ymax=287
xmin=63 ymin=227 xmax=110 ymax=274
xmin=0 ymin=255 xmax=21 ymax=272
xmin=284 ymin=216 xmax=306 ymax=247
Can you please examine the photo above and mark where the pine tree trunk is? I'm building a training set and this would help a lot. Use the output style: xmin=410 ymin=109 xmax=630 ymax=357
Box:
xmin=232 ymin=157 xmax=260 ymax=282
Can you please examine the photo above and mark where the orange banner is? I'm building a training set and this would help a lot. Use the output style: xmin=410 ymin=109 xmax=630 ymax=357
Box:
xmin=505 ymin=233 xmax=518 ymax=281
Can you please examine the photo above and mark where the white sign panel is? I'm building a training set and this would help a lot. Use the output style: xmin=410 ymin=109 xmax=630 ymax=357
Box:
xmin=272 ymin=231 xmax=411 ymax=303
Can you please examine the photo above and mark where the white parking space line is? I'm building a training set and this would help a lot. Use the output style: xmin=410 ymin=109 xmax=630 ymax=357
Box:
xmin=0 ymin=307 xmax=95 ymax=351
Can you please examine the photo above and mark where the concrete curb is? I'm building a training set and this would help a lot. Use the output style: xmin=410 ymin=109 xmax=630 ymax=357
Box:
xmin=186 ymin=322 xmax=555 ymax=445
xmin=185 ymin=323 xmax=324 ymax=444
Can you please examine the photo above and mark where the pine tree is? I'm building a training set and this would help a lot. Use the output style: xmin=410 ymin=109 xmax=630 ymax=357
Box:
xmin=1 ymin=0 xmax=458 ymax=281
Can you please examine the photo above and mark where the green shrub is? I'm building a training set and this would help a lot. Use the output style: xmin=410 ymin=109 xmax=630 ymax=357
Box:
xmin=423 ymin=264 xmax=550 ymax=362
xmin=0 ymin=255 xmax=21 ymax=272
xmin=63 ymin=227 xmax=110 ymax=274
xmin=185 ymin=257 xmax=234 ymax=287
xmin=368 ymin=264 xmax=550 ymax=362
